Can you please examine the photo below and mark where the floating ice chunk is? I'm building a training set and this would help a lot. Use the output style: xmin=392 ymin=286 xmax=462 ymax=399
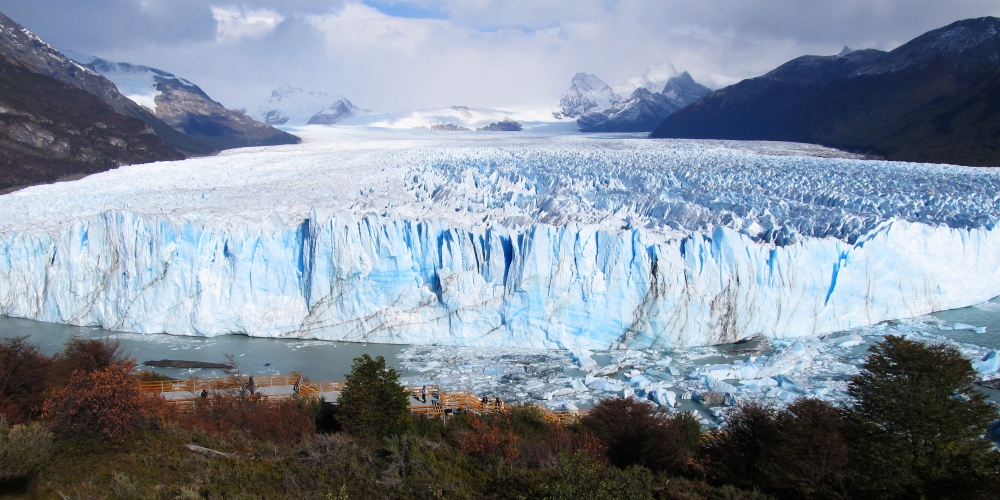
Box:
xmin=542 ymin=387 xmax=576 ymax=400
xmin=723 ymin=393 xmax=737 ymax=406
xmin=953 ymin=323 xmax=977 ymax=331
xmin=587 ymin=377 xmax=626 ymax=392
xmin=654 ymin=357 xmax=673 ymax=367
xmin=627 ymin=374 xmax=653 ymax=389
xmin=973 ymin=351 xmax=1000 ymax=375
xmin=594 ymin=363 xmax=623 ymax=377
xmin=570 ymin=378 xmax=588 ymax=392
xmin=419 ymin=361 xmax=441 ymax=372
xmin=483 ymin=366 xmax=503 ymax=375
xmin=570 ymin=348 xmax=599 ymax=372
xmin=811 ymin=386 xmax=831 ymax=397
xmin=836 ymin=335 xmax=865 ymax=348
xmin=774 ymin=375 xmax=805 ymax=393
xmin=976 ymin=327 xmax=988 ymax=334
xmin=705 ymin=376 xmax=738 ymax=394
xmin=695 ymin=392 xmax=725 ymax=405
xmin=738 ymin=378 xmax=778 ymax=392
xmin=651 ymin=389 xmax=677 ymax=407
xmin=681 ymin=391 xmax=693 ymax=400
xmin=525 ymin=379 xmax=545 ymax=390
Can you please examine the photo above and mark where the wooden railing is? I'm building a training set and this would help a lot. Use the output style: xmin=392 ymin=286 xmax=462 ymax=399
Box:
xmin=140 ymin=374 xmax=586 ymax=423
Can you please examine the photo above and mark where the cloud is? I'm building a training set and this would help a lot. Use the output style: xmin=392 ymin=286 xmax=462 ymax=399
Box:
xmin=211 ymin=6 xmax=284 ymax=42
xmin=1 ymin=0 xmax=998 ymax=112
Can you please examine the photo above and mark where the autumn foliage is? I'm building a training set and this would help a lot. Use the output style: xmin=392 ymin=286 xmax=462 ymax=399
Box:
xmin=42 ymin=360 xmax=150 ymax=442
xmin=176 ymin=394 xmax=315 ymax=445
xmin=459 ymin=414 xmax=521 ymax=464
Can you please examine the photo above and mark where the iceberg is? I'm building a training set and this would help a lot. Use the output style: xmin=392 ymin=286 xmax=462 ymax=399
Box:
xmin=1 ymin=128 xmax=999 ymax=349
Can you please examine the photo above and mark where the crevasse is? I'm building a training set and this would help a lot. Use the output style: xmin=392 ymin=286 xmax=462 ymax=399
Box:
xmin=2 ymin=210 xmax=997 ymax=349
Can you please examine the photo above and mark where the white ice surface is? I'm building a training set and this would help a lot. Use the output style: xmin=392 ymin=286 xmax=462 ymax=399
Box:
xmin=1 ymin=127 xmax=999 ymax=349
xmin=398 ymin=311 xmax=1000 ymax=422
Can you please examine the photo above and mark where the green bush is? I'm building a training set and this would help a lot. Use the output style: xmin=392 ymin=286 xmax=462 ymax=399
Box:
xmin=336 ymin=354 xmax=413 ymax=440
xmin=545 ymin=450 xmax=652 ymax=500
xmin=846 ymin=335 xmax=1000 ymax=499
xmin=0 ymin=414 xmax=54 ymax=481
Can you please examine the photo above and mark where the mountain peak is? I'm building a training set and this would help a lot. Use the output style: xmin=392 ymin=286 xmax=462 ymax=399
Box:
xmin=255 ymin=86 xmax=362 ymax=126
xmin=838 ymin=46 xmax=854 ymax=56
xmin=569 ymin=73 xmax=611 ymax=93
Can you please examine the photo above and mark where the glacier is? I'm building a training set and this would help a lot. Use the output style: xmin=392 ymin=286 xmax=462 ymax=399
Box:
xmin=1 ymin=127 xmax=999 ymax=349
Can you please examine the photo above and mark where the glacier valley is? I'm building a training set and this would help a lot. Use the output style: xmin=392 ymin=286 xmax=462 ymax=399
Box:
xmin=1 ymin=127 xmax=999 ymax=349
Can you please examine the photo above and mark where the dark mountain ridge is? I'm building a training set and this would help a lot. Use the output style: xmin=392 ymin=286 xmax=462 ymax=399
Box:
xmin=0 ymin=57 xmax=183 ymax=192
xmin=0 ymin=11 xmax=297 ymax=156
xmin=651 ymin=17 xmax=1000 ymax=166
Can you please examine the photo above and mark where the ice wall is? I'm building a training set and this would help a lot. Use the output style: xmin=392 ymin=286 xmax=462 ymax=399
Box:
xmin=2 ymin=210 xmax=998 ymax=349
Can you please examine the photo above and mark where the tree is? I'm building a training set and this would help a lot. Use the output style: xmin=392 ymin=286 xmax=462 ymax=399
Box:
xmin=42 ymin=360 xmax=149 ymax=442
xmin=701 ymin=400 xmax=778 ymax=488
xmin=845 ymin=335 xmax=1000 ymax=499
xmin=761 ymin=398 xmax=851 ymax=499
xmin=336 ymin=354 xmax=412 ymax=440
xmin=0 ymin=336 xmax=51 ymax=423
xmin=582 ymin=397 xmax=701 ymax=475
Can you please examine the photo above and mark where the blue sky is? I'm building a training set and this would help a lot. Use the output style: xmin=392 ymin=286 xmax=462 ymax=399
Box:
xmin=1 ymin=1 xmax=998 ymax=112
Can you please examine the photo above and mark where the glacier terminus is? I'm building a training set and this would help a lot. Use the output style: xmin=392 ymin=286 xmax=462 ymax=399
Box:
xmin=1 ymin=127 xmax=998 ymax=349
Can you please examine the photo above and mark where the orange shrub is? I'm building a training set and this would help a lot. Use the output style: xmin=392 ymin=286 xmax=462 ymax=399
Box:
xmin=459 ymin=414 xmax=520 ymax=465
xmin=42 ymin=361 xmax=149 ymax=442
xmin=174 ymin=394 xmax=314 ymax=445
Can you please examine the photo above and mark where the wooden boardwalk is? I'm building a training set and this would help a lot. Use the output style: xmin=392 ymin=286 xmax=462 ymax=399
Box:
xmin=141 ymin=374 xmax=587 ymax=424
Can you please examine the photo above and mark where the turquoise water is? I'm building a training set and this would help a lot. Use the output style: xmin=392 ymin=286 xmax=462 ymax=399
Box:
xmin=0 ymin=316 xmax=410 ymax=381
xmin=931 ymin=296 xmax=1000 ymax=349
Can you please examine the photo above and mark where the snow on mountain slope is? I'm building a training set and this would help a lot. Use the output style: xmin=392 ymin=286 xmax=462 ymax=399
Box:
xmin=555 ymin=73 xmax=621 ymax=119
xmin=62 ymin=50 xmax=182 ymax=113
xmin=254 ymin=85 xmax=364 ymax=125
xmin=0 ymin=128 xmax=998 ymax=348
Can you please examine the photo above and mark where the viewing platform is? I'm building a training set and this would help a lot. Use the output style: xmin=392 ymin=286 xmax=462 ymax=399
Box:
xmin=140 ymin=374 xmax=587 ymax=424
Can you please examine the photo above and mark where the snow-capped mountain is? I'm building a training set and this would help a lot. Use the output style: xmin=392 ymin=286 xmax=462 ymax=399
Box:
xmin=554 ymin=73 xmax=621 ymax=119
xmin=613 ymin=61 xmax=678 ymax=96
xmin=254 ymin=85 xmax=364 ymax=126
xmin=577 ymin=71 xmax=711 ymax=132
xmin=0 ymin=10 xmax=182 ymax=191
xmin=652 ymin=16 xmax=1000 ymax=166
xmin=65 ymin=52 xmax=298 ymax=152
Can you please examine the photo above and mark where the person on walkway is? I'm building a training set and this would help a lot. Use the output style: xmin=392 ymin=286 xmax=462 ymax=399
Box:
xmin=421 ymin=385 xmax=427 ymax=403
xmin=247 ymin=375 xmax=256 ymax=395
xmin=200 ymin=389 xmax=208 ymax=398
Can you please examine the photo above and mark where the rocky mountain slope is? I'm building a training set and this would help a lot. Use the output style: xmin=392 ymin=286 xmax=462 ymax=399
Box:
xmin=578 ymin=72 xmax=710 ymax=132
xmin=0 ymin=56 xmax=182 ymax=192
xmin=651 ymin=17 xmax=1000 ymax=166
xmin=68 ymin=53 xmax=299 ymax=152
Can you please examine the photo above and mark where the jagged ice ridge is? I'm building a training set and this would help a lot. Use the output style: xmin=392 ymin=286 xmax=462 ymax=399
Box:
xmin=0 ymin=127 xmax=998 ymax=348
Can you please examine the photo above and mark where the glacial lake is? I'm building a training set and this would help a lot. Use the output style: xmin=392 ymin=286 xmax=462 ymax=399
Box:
xmin=2 ymin=296 xmax=998 ymax=416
